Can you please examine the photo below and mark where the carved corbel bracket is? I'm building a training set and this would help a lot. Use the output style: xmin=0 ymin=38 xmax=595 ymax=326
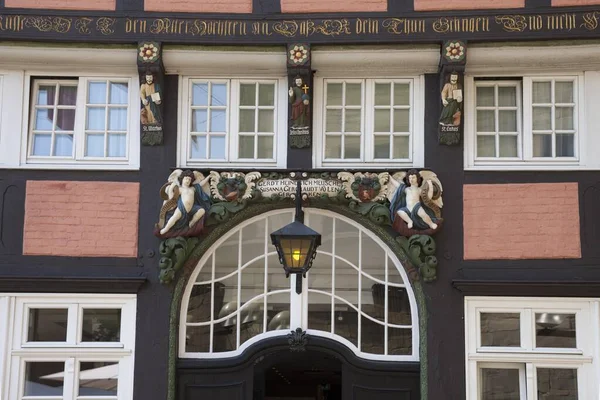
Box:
xmin=287 ymin=43 xmax=313 ymax=149
xmin=137 ymin=41 xmax=165 ymax=146
xmin=397 ymin=235 xmax=438 ymax=282
xmin=158 ymin=237 xmax=200 ymax=284
xmin=287 ymin=327 xmax=309 ymax=352
xmin=438 ymin=40 xmax=467 ymax=146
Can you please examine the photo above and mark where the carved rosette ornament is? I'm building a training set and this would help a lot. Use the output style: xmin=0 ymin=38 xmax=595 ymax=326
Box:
xmin=137 ymin=41 xmax=164 ymax=146
xmin=438 ymin=40 xmax=467 ymax=146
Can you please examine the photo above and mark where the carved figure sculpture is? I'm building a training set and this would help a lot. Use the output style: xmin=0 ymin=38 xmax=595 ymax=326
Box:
xmin=388 ymin=170 xmax=443 ymax=235
xmin=439 ymin=72 xmax=462 ymax=126
xmin=156 ymin=169 xmax=211 ymax=237
xmin=289 ymin=75 xmax=310 ymax=128
xmin=140 ymin=70 xmax=162 ymax=124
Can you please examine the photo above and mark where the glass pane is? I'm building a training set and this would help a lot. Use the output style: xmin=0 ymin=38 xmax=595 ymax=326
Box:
xmin=361 ymin=316 xmax=384 ymax=354
xmin=389 ymin=327 xmax=412 ymax=355
xmin=533 ymin=107 xmax=552 ymax=130
xmin=79 ymin=361 xmax=118 ymax=396
xmin=109 ymin=82 xmax=128 ymax=104
xmin=35 ymin=109 xmax=54 ymax=130
xmin=335 ymin=220 xmax=359 ymax=268
xmin=54 ymin=134 xmax=73 ymax=157
xmin=28 ymin=308 xmax=68 ymax=341
xmin=498 ymin=86 xmax=517 ymax=107
xmin=24 ymin=362 xmax=65 ymax=396
xmin=257 ymin=136 xmax=273 ymax=159
xmin=335 ymin=258 xmax=358 ymax=308
xmin=37 ymin=85 xmax=56 ymax=105
xmin=87 ymin=107 xmax=106 ymax=130
xmin=334 ymin=299 xmax=357 ymax=347
xmin=537 ymin=368 xmax=577 ymax=400
xmin=210 ymin=110 xmax=226 ymax=132
xmin=481 ymin=368 xmax=520 ymax=400
xmin=325 ymin=135 xmax=341 ymax=158
xmin=394 ymin=83 xmax=410 ymax=106
xmin=239 ymin=83 xmax=256 ymax=106
xmin=499 ymin=110 xmax=517 ymax=132
xmin=215 ymin=231 xmax=239 ymax=278
xmin=374 ymin=83 xmax=391 ymax=106
xmin=477 ymin=136 xmax=496 ymax=157
xmin=108 ymin=108 xmax=127 ymax=131
xmin=393 ymin=109 xmax=410 ymax=132
xmin=56 ymin=109 xmax=75 ymax=131
xmin=58 ymin=85 xmax=78 ymax=105
xmin=480 ymin=313 xmax=520 ymax=347
xmin=344 ymin=135 xmax=360 ymax=158
xmin=190 ymin=135 xmax=206 ymax=159
xmin=345 ymin=83 xmax=362 ymax=106
xmin=186 ymin=325 xmax=210 ymax=352
xmin=362 ymin=279 xmax=385 ymax=322
xmin=240 ymin=299 xmax=264 ymax=345
xmin=476 ymin=86 xmax=494 ymax=107
xmin=239 ymin=109 xmax=255 ymax=132
xmin=192 ymin=109 xmax=207 ymax=132
xmin=32 ymin=134 xmax=51 ymax=156
xmin=326 ymin=109 xmax=342 ymax=132
xmin=477 ymin=110 xmax=495 ymax=132
xmin=81 ymin=309 xmax=121 ymax=342
xmin=258 ymin=110 xmax=273 ymax=132
xmin=266 ymin=254 xmax=290 ymax=290
xmin=361 ymin=235 xmax=385 ymax=278
xmin=266 ymin=292 xmax=290 ymax=331
xmin=555 ymin=81 xmax=574 ymax=103
xmin=374 ymin=109 xmax=390 ymax=132
xmin=536 ymin=313 xmax=576 ymax=348
xmin=556 ymin=134 xmax=575 ymax=157
xmin=88 ymin=82 xmax=107 ymax=104
xmin=533 ymin=134 xmax=552 ymax=157
xmin=533 ymin=81 xmax=551 ymax=103
xmin=86 ymin=134 xmax=105 ymax=157
xmin=307 ymin=214 xmax=333 ymax=254
xmin=239 ymin=135 xmax=254 ymax=158
xmin=388 ymin=286 xmax=411 ymax=325
xmin=192 ymin=83 xmax=208 ymax=106
xmin=393 ymin=136 xmax=410 ymax=159
xmin=187 ymin=283 xmax=212 ymax=323
xmin=308 ymin=292 xmax=332 ymax=332
xmin=374 ymin=135 xmax=390 ymax=159
xmin=241 ymin=219 xmax=266 ymax=266
xmin=555 ymin=107 xmax=574 ymax=130
xmin=499 ymin=135 xmax=518 ymax=157
xmin=388 ymin=256 xmax=404 ymax=285
xmin=345 ymin=109 xmax=361 ymax=132
xmin=258 ymin=84 xmax=275 ymax=106
xmin=214 ymin=276 xmax=238 ymax=350
xmin=107 ymin=134 xmax=126 ymax=157
xmin=240 ymin=259 xmax=265 ymax=304
xmin=211 ymin=83 xmax=227 ymax=106
xmin=308 ymin=253 xmax=332 ymax=292
xmin=327 ymin=83 xmax=343 ymax=106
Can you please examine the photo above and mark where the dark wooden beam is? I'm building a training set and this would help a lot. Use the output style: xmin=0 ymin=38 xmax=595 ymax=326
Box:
xmin=0 ymin=276 xmax=147 ymax=293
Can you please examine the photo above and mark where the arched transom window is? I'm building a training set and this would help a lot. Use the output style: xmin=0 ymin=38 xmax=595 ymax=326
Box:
xmin=180 ymin=209 xmax=419 ymax=361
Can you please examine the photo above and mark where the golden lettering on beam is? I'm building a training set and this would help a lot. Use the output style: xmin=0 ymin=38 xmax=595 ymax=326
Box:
xmin=383 ymin=18 xmax=426 ymax=35
xmin=547 ymin=13 xmax=576 ymax=31
xmin=125 ymin=18 xmax=148 ymax=34
xmin=581 ymin=12 xmax=599 ymax=31
xmin=356 ymin=18 xmax=379 ymax=35
xmin=432 ymin=17 xmax=489 ymax=33
xmin=0 ymin=15 xmax=25 ymax=32
xmin=252 ymin=21 xmax=272 ymax=35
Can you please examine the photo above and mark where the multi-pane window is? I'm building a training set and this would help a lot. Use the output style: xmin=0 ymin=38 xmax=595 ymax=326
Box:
xmin=472 ymin=76 xmax=579 ymax=163
xmin=465 ymin=298 xmax=595 ymax=400
xmin=321 ymin=79 xmax=415 ymax=164
xmin=28 ymin=78 xmax=132 ymax=162
xmin=183 ymin=78 xmax=279 ymax=165
xmin=2 ymin=295 xmax=136 ymax=400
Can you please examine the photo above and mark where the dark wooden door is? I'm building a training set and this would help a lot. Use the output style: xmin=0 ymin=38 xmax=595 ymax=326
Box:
xmin=342 ymin=363 xmax=420 ymax=400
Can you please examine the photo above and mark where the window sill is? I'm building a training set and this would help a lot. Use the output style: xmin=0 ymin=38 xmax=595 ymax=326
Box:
xmin=318 ymin=161 xmax=422 ymax=169
xmin=1 ymin=163 xmax=140 ymax=171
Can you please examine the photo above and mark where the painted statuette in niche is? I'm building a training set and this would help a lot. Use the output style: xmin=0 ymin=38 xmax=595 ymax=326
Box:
xmin=140 ymin=69 xmax=162 ymax=125
xmin=289 ymin=75 xmax=310 ymax=129
xmin=439 ymin=71 xmax=462 ymax=128
xmin=388 ymin=169 xmax=443 ymax=236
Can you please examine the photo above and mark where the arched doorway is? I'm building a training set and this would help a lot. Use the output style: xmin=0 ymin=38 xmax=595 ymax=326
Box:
xmin=177 ymin=209 xmax=421 ymax=399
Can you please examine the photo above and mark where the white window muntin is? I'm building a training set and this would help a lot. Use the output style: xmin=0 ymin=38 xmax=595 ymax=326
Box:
xmin=25 ymin=76 xmax=136 ymax=166
xmin=314 ymin=76 xmax=423 ymax=169
xmin=179 ymin=77 xmax=286 ymax=169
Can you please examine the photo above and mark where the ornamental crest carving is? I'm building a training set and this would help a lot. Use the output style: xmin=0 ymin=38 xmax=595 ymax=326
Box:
xmin=209 ymin=171 xmax=261 ymax=202
xmin=338 ymin=172 xmax=389 ymax=203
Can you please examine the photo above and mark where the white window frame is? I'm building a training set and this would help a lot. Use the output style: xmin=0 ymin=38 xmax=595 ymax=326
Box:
xmin=465 ymin=297 xmax=599 ymax=400
xmin=465 ymin=73 xmax=588 ymax=171
xmin=178 ymin=76 xmax=287 ymax=169
xmin=1 ymin=294 xmax=136 ymax=400
xmin=314 ymin=75 xmax=424 ymax=169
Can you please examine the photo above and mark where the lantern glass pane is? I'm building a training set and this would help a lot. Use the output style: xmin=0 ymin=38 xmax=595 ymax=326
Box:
xmin=282 ymin=238 xmax=312 ymax=270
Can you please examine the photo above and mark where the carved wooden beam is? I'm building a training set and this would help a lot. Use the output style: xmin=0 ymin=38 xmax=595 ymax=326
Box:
xmin=287 ymin=43 xmax=312 ymax=150
xmin=438 ymin=40 xmax=467 ymax=146
xmin=137 ymin=41 xmax=165 ymax=146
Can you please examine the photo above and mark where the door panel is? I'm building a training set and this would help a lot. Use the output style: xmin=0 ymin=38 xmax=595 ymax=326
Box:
xmin=343 ymin=364 xmax=419 ymax=400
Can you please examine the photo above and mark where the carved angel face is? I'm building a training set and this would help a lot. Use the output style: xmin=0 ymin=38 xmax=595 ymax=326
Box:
xmin=408 ymin=174 xmax=419 ymax=186
xmin=146 ymin=74 xmax=154 ymax=84
xmin=450 ymin=74 xmax=458 ymax=84
xmin=182 ymin=176 xmax=192 ymax=187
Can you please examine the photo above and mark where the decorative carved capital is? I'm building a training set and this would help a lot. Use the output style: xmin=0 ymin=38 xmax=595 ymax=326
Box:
xmin=397 ymin=235 xmax=438 ymax=282
xmin=287 ymin=327 xmax=309 ymax=352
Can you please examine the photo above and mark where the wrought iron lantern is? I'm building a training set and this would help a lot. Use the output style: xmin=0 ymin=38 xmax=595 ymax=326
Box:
xmin=270 ymin=179 xmax=321 ymax=294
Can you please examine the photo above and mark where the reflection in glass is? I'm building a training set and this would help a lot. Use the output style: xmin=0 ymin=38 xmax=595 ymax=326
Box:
xmin=209 ymin=135 xmax=226 ymax=159
xmin=387 ymin=286 xmax=411 ymax=326
xmin=86 ymin=134 xmax=105 ymax=157
xmin=335 ymin=259 xmax=358 ymax=308
xmin=88 ymin=82 xmax=107 ymax=104
xmin=374 ymin=83 xmax=391 ymax=106
xmin=477 ymin=136 xmax=495 ymax=157
xmin=533 ymin=81 xmax=551 ymax=103
xmin=498 ymin=86 xmax=516 ymax=107
xmin=536 ymin=313 xmax=576 ymax=348
xmin=393 ymin=136 xmax=410 ymax=159
xmin=37 ymin=85 xmax=56 ymax=105
xmin=186 ymin=325 xmax=210 ymax=352
xmin=308 ymin=292 xmax=332 ymax=333
xmin=258 ymin=110 xmax=274 ymax=132
xmin=211 ymin=84 xmax=227 ymax=106
xmin=361 ymin=316 xmax=384 ymax=354
xmin=345 ymin=135 xmax=361 ymax=159
xmin=238 ymin=135 xmax=254 ymax=158
xmin=108 ymin=108 xmax=127 ymax=131
xmin=54 ymin=135 xmax=73 ymax=157
xmin=556 ymin=134 xmax=575 ymax=157
xmin=214 ymin=231 xmax=239 ymax=278
xmin=109 ymin=82 xmax=128 ymax=104
xmin=334 ymin=299 xmax=357 ymax=347
xmin=555 ymin=81 xmax=573 ymax=103
xmin=240 ymin=300 xmax=264 ymax=345
xmin=308 ymin=253 xmax=332 ymax=292
xmin=86 ymin=107 xmax=106 ymax=130
xmin=28 ymin=308 xmax=68 ymax=342
xmin=192 ymin=83 xmax=208 ymax=106
xmin=481 ymin=313 xmax=520 ymax=347
xmin=35 ymin=109 xmax=54 ymax=130
xmin=190 ymin=135 xmax=206 ymax=159
xmin=533 ymin=134 xmax=552 ymax=157
xmin=79 ymin=361 xmax=118 ymax=396
xmin=374 ymin=135 xmax=389 ymax=159
xmin=481 ymin=368 xmax=520 ymax=400
xmin=240 ymin=259 xmax=265 ymax=304
xmin=192 ymin=110 xmax=207 ymax=132
xmin=82 ymin=309 xmax=121 ymax=342
xmin=267 ymin=292 xmax=290 ymax=331
xmin=258 ymin=84 xmax=275 ymax=106
xmin=325 ymin=135 xmax=341 ymax=159
xmin=327 ymin=83 xmax=343 ymax=105
xmin=532 ymin=107 xmax=552 ymax=130
xmin=24 ymin=362 xmax=65 ymax=396
xmin=187 ymin=284 xmax=212 ymax=323
xmin=213 ymin=298 xmax=238 ymax=352
xmin=335 ymin=220 xmax=359 ymax=267
xmin=499 ymin=110 xmax=517 ymax=132
xmin=210 ymin=109 xmax=226 ymax=132
xmin=387 ymin=256 xmax=404 ymax=285
xmin=257 ymin=136 xmax=273 ymax=159
xmin=56 ymin=109 xmax=76 ymax=131
xmin=537 ymin=368 xmax=577 ymax=400
xmin=499 ymin=136 xmax=518 ymax=158
xmin=240 ymin=83 xmax=256 ymax=106
xmin=389 ymin=327 xmax=412 ymax=355
xmin=476 ymin=86 xmax=495 ymax=107
xmin=239 ymin=109 xmax=255 ymax=132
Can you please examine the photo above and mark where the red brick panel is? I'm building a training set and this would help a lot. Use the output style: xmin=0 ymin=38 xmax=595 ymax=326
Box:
xmin=464 ymin=183 xmax=581 ymax=260
xmin=414 ymin=0 xmax=524 ymax=11
xmin=145 ymin=0 xmax=252 ymax=13
xmin=23 ymin=181 xmax=140 ymax=258
xmin=281 ymin=0 xmax=387 ymax=13
xmin=5 ymin=0 xmax=115 ymax=10
xmin=552 ymin=0 xmax=600 ymax=5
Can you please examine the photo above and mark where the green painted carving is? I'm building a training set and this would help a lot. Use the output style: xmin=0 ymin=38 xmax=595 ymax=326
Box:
xmin=396 ymin=235 xmax=438 ymax=282
xmin=348 ymin=201 xmax=391 ymax=225
xmin=158 ymin=237 xmax=200 ymax=284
